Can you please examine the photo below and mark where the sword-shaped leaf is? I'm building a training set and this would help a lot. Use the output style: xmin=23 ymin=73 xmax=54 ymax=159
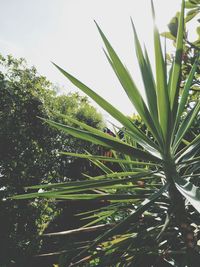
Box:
xmin=173 ymin=101 xmax=200 ymax=152
xmin=13 ymin=193 xmax=148 ymax=201
xmin=170 ymin=0 xmax=185 ymax=111
xmin=131 ymin=20 xmax=159 ymax=125
xmin=13 ymin=171 xmax=157 ymax=199
xmin=95 ymin=21 xmax=163 ymax=146
xmin=60 ymin=152 xmax=158 ymax=167
xmin=53 ymin=63 xmax=161 ymax=154
xmin=88 ymin=156 xmax=114 ymax=174
xmin=175 ymin=133 xmax=200 ymax=161
xmin=174 ymin=54 xmax=199 ymax=130
xmin=72 ymin=183 xmax=169 ymax=262
xmin=43 ymin=118 xmax=161 ymax=162
xmin=175 ymin=177 xmax=200 ymax=213
xmin=151 ymin=0 xmax=170 ymax=141
xmin=55 ymin=113 xmax=159 ymax=158
xmin=177 ymin=156 xmax=200 ymax=167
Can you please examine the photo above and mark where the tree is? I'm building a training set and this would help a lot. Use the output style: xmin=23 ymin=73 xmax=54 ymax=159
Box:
xmin=0 ymin=55 xmax=104 ymax=266
xmin=14 ymin=1 xmax=200 ymax=267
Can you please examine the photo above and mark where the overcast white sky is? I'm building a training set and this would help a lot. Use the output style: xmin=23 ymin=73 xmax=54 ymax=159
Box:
xmin=0 ymin=0 xmax=198 ymax=123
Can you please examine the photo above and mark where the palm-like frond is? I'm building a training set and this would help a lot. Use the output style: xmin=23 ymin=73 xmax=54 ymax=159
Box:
xmin=13 ymin=1 xmax=200 ymax=266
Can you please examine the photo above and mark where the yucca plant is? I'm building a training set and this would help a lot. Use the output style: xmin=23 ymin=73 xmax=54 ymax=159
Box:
xmin=13 ymin=1 xmax=200 ymax=266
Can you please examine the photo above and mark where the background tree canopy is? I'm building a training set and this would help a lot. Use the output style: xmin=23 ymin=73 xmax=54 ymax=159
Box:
xmin=0 ymin=54 xmax=104 ymax=266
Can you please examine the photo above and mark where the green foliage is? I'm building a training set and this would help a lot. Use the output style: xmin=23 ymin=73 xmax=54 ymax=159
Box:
xmin=162 ymin=0 xmax=200 ymax=46
xmin=0 ymin=54 xmax=104 ymax=266
xmin=14 ymin=1 xmax=200 ymax=266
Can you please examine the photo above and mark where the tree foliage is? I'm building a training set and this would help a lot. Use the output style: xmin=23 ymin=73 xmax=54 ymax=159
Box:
xmin=0 ymin=54 xmax=104 ymax=266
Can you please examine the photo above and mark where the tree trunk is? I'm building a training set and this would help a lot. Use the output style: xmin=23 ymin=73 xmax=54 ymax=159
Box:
xmin=164 ymin=156 xmax=198 ymax=259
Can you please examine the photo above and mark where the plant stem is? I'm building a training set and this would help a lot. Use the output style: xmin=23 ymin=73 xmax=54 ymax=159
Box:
xmin=163 ymin=154 xmax=197 ymax=253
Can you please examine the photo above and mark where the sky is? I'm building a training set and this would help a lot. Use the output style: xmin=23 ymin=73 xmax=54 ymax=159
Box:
xmin=0 ymin=0 xmax=197 ymax=124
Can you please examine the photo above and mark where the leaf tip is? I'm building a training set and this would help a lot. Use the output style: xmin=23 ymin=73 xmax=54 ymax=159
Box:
xmin=151 ymin=0 xmax=156 ymax=20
